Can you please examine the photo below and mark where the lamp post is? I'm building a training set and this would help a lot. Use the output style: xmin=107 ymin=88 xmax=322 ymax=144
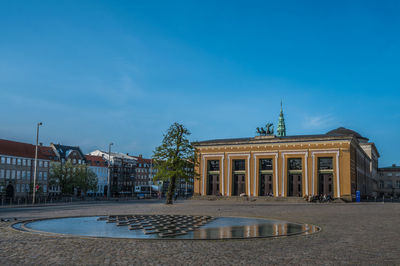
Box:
xmin=107 ymin=143 xmax=113 ymax=199
xmin=32 ymin=122 xmax=43 ymax=204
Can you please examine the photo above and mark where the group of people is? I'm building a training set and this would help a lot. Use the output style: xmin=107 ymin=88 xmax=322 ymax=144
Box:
xmin=304 ymin=194 xmax=333 ymax=203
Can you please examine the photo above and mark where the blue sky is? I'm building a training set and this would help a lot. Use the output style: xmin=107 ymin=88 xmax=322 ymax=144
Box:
xmin=0 ymin=0 xmax=399 ymax=166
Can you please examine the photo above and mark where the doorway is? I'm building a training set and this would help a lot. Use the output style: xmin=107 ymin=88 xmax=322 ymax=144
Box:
xmin=260 ymin=174 xmax=273 ymax=196
xmin=233 ymin=174 xmax=246 ymax=196
xmin=318 ymin=173 xmax=334 ymax=196
xmin=207 ymin=174 xmax=220 ymax=195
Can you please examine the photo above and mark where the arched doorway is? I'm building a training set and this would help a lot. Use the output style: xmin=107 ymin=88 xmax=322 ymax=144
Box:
xmin=6 ymin=184 xmax=14 ymax=202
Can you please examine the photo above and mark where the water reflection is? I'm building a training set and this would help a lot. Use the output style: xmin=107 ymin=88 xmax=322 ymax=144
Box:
xmin=193 ymin=220 xmax=316 ymax=239
xmin=19 ymin=216 xmax=319 ymax=240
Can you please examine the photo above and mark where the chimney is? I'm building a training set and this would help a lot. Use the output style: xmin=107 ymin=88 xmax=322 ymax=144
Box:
xmin=392 ymin=164 xmax=397 ymax=167
xmin=40 ymin=142 xmax=43 ymax=146
xmin=139 ymin=154 xmax=142 ymax=158
xmin=126 ymin=153 xmax=129 ymax=156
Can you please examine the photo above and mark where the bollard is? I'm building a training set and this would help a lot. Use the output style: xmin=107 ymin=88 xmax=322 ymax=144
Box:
xmin=383 ymin=195 xmax=385 ymax=203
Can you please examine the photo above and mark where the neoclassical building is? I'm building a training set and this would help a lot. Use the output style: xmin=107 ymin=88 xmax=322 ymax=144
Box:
xmin=193 ymin=108 xmax=379 ymax=201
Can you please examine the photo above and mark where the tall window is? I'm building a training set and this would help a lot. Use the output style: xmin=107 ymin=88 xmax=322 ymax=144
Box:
xmin=7 ymin=157 xmax=11 ymax=164
xmin=0 ymin=169 xmax=4 ymax=178
xmin=11 ymin=170 xmax=16 ymax=179
xmin=259 ymin=159 xmax=273 ymax=170
xmin=22 ymin=159 xmax=26 ymax=166
xmin=288 ymin=158 xmax=302 ymax=170
xmin=318 ymin=157 xmax=333 ymax=170
xmin=233 ymin=160 xmax=245 ymax=171
xmin=39 ymin=160 xmax=43 ymax=167
xmin=0 ymin=157 xmax=4 ymax=164
xmin=208 ymin=160 xmax=220 ymax=171
xmin=17 ymin=158 xmax=21 ymax=165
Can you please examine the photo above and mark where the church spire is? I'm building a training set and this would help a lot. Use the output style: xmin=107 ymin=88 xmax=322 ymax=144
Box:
xmin=277 ymin=101 xmax=286 ymax=137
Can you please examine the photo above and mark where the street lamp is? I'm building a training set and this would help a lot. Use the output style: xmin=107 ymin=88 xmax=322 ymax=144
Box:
xmin=32 ymin=122 xmax=43 ymax=204
xmin=107 ymin=143 xmax=113 ymax=199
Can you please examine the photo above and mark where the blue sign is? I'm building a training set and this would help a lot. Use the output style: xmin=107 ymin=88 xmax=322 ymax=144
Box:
xmin=356 ymin=190 xmax=361 ymax=202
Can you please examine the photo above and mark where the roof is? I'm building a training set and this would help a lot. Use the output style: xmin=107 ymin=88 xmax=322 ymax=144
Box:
xmin=326 ymin=127 xmax=369 ymax=141
xmin=379 ymin=165 xmax=400 ymax=171
xmin=193 ymin=134 xmax=353 ymax=146
xmin=52 ymin=143 xmax=85 ymax=160
xmin=131 ymin=155 xmax=152 ymax=165
xmin=193 ymin=127 xmax=369 ymax=147
xmin=0 ymin=139 xmax=56 ymax=160
xmin=85 ymin=155 xmax=107 ymax=167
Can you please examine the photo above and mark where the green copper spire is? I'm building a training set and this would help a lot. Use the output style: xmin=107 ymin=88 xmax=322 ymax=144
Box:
xmin=277 ymin=101 xmax=286 ymax=137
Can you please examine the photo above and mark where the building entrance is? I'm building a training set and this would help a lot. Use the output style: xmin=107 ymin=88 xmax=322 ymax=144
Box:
xmin=207 ymin=160 xmax=220 ymax=196
xmin=207 ymin=174 xmax=220 ymax=195
xmin=260 ymin=174 xmax=273 ymax=196
xmin=318 ymin=173 xmax=333 ymax=196
xmin=6 ymin=184 xmax=14 ymax=201
xmin=287 ymin=158 xmax=302 ymax=197
xmin=233 ymin=174 xmax=246 ymax=196
xmin=259 ymin=158 xmax=273 ymax=196
xmin=288 ymin=174 xmax=302 ymax=196
xmin=318 ymin=157 xmax=334 ymax=197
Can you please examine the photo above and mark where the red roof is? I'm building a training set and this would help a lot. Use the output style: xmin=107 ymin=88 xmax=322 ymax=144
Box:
xmin=131 ymin=155 xmax=152 ymax=165
xmin=0 ymin=139 xmax=56 ymax=160
xmin=85 ymin=155 xmax=107 ymax=167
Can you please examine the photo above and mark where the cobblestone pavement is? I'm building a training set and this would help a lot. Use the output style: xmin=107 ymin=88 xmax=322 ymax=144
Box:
xmin=1 ymin=200 xmax=399 ymax=265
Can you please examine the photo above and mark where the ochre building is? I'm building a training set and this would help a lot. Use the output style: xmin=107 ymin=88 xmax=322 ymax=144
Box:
xmin=193 ymin=122 xmax=379 ymax=201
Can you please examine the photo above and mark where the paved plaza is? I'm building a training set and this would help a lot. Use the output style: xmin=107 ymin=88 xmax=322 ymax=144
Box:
xmin=0 ymin=199 xmax=399 ymax=265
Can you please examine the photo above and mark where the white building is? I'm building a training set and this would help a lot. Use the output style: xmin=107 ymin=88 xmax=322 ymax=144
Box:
xmin=85 ymin=155 xmax=108 ymax=196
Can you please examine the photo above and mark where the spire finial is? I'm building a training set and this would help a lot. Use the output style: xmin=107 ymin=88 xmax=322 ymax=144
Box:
xmin=277 ymin=100 xmax=286 ymax=137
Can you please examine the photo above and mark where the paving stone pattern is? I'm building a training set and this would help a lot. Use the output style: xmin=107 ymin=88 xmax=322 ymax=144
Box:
xmin=0 ymin=200 xmax=400 ymax=265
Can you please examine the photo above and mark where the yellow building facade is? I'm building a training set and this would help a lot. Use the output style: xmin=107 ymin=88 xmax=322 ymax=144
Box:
xmin=193 ymin=128 xmax=379 ymax=201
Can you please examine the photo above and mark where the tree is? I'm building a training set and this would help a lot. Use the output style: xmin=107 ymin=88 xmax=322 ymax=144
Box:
xmin=152 ymin=122 xmax=197 ymax=204
xmin=49 ymin=160 xmax=98 ymax=196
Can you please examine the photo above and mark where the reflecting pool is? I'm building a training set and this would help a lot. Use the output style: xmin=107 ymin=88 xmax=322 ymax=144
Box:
xmin=14 ymin=215 xmax=319 ymax=240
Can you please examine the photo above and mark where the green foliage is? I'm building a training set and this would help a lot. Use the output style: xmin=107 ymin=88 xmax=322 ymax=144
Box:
xmin=49 ymin=160 xmax=98 ymax=195
xmin=152 ymin=122 xmax=198 ymax=204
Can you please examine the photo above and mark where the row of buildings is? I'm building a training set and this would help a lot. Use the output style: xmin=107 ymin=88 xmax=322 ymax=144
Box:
xmin=0 ymin=139 xmax=193 ymax=202
xmin=193 ymin=105 xmax=399 ymax=201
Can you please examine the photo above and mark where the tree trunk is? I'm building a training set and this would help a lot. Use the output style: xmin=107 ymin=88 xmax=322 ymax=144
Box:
xmin=166 ymin=175 xmax=176 ymax=204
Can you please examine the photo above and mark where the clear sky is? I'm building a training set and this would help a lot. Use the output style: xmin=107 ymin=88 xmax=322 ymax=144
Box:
xmin=0 ymin=0 xmax=399 ymax=166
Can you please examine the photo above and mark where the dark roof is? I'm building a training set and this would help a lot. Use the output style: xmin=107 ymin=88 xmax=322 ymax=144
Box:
xmin=326 ymin=127 xmax=368 ymax=141
xmin=0 ymin=139 xmax=56 ymax=160
xmin=379 ymin=165 xmax=400 ymax=171
xmin=52 ymin=144 xmax=85 ymax=160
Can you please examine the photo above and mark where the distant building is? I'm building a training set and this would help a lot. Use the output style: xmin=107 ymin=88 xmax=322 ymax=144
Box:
xmin=0 ymin=139 xmax=55 ymax=202
xmin=88 ymin=150 xmax=137 ymax=196
xmin=131 ymin=155 xmax=156 ymax=186
xmin=50 ymin=143 xmax=86 ymax=165
xmin=377 ymin=164 xmax=400 ymax=197
xmin=85 ymin=155 xmax=108 ymax=196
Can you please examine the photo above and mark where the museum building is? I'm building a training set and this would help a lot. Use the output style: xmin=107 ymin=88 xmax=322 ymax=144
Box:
xmin=193 ymin=106 xmax=379 ymax=201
